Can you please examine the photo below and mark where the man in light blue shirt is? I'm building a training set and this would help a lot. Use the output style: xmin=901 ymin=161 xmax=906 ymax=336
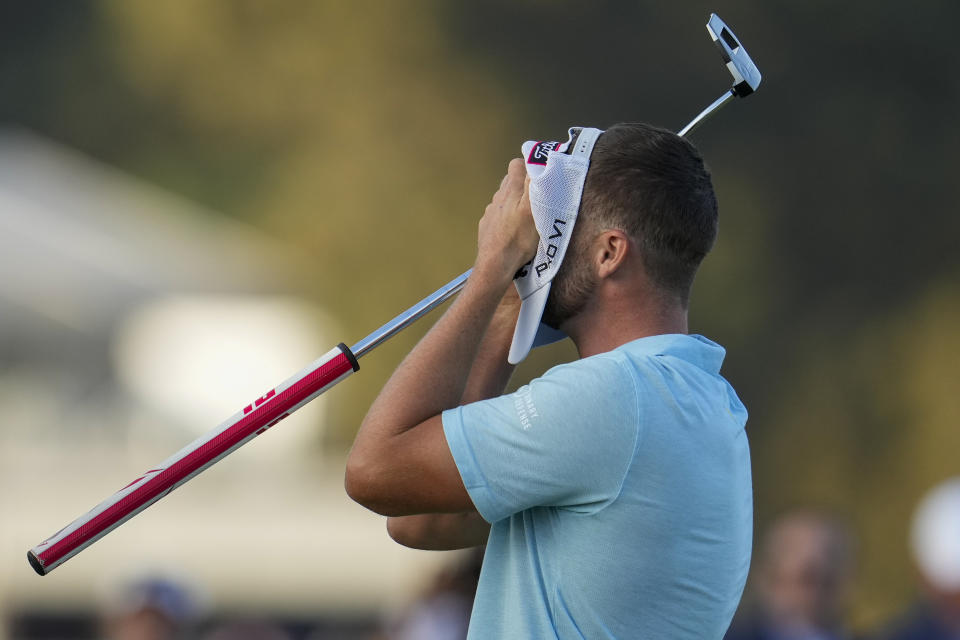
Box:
xmin=443 ymin=333 xmax=751 ymax=638
xmin=346 ymin=123 xmax=752 ymax=638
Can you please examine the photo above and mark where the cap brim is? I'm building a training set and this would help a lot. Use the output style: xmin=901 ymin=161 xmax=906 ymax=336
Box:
xmin=508 ymin=284 xmax=551 ymax=365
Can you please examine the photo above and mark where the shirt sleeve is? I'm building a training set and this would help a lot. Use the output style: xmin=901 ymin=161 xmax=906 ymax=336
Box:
xmin=442 ymin=353 xmax=640 ymax=523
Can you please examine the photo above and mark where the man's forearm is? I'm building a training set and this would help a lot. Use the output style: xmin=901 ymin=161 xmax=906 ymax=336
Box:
xmin=345 ymin=264 xmax=516 ymax=513
xmin=357 ymin=265 xmax=513 ymax=439
xmin=381 ymin=290 xmax=518 ymax=546
xmin=387 ymin=512 xmax=490 ymax=550
xmin=345 ymin=157 xmax=537 ymax=516
xmin=461 ymin=292 xmax=519 ymax=404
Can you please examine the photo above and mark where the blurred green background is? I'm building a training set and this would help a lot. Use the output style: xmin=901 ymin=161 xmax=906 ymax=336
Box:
xmin=1 ymin=0 xmax=958 ymax=634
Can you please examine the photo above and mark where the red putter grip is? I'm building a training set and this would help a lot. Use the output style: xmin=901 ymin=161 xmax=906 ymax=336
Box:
xmin=28 ymin=343 xmax=359 ymax=576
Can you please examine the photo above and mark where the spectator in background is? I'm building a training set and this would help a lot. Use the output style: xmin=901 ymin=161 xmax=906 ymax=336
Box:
xmin=101 ymin=577 xmax=199 ymax=640
xmin=726 ymin=510 xmax=855 ymax=640
xmin=385 ymin=549 xmax=483 ymax=640
xmin=881 ymin=477 xmax=960 ymax=640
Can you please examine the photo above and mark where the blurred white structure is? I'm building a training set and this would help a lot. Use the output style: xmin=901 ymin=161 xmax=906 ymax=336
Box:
xmin=911 ymin=477 xmax=960 ymax=591
xmin=0 ymin=130 xmax=451 ymax=623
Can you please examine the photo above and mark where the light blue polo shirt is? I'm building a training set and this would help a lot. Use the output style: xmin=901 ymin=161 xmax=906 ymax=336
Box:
xmin=442 ymin=334 xmax=752 ymax=639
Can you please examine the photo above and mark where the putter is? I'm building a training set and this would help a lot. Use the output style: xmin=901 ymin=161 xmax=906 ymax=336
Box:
xmin=27 ymin=13 xmax=762 ymax=576
xmin=678 ymin=14 xmax=762 ymax=136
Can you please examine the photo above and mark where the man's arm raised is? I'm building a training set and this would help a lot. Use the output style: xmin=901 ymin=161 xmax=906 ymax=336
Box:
xmin=383 ymin=287 xmax=520 ymax=549
xmin=344 ymin=159 xmax=537 ymax=519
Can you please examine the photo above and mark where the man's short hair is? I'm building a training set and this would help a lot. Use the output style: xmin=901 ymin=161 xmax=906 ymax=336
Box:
xmin=578 ymin=122 xmax=719 ymax=302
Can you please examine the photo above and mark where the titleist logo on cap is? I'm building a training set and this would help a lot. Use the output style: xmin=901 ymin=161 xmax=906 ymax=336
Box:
xmin=526 ymin=141 xmax=561 ymax=166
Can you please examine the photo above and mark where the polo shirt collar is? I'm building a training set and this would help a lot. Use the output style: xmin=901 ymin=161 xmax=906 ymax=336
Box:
xmin=616 ymin=333 xmax=726 ymax=374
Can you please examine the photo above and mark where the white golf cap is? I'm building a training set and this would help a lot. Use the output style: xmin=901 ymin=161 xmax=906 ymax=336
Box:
xmin=508 ymin=126 xmax=603 ymax=365
xmin=911 ymin=476 xmax=960 ymax=591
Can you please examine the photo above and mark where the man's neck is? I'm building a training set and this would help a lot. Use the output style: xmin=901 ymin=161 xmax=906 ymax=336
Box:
xmin=566 ymin=288 xmax=689 ymax=359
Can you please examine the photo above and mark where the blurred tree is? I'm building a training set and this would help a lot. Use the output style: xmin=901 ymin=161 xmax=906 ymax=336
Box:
xmin=89 ymin=0 xmax=534 ymax=448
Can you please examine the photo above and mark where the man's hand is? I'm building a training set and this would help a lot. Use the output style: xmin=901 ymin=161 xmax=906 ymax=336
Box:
xmin=476 ymin=158 xmax=539 ymax=283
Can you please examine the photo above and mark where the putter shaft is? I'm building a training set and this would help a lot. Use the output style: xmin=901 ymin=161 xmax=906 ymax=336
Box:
xmin=351 ymin=269 xmax=472 ymax=359
xmin=678 ymin=89 xmax=736 ymax=137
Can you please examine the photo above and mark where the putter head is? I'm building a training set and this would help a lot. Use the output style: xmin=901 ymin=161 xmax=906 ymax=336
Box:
xmin=707 ymin=13 xmax=761 ymax=97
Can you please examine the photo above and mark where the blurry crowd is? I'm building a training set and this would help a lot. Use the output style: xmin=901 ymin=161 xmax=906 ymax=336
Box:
xmin=724 ymin=477 xmax=960 ymax=640
xmin=7 ymin=479 xmax=959 ymax=640
xmin=6 ymin=551 xmax=482 ymax=640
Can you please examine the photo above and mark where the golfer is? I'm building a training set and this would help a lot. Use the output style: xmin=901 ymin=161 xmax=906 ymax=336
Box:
xmin=345 ymin=122 xmax=752 ymax=639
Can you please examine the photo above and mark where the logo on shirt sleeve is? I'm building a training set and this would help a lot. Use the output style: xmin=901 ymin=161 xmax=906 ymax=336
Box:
xmin=512 ymin=386 xmax=540 ymax=430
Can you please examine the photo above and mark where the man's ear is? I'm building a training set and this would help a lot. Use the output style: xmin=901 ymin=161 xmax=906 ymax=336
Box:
xmin=594 ymin=229 xmax=631 ymax=279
